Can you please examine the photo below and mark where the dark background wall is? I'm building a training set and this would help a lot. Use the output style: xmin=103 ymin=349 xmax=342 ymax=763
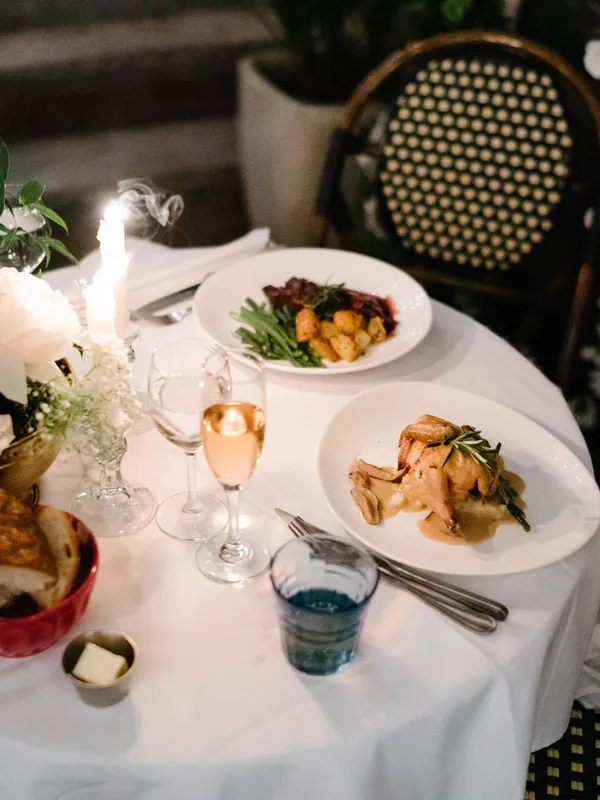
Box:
xmin=0 ymin=1 xmax=270 ymax=257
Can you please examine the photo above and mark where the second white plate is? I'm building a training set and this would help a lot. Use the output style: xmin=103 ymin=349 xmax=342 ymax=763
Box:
xmin=318 ymin=382 xmax=600 ymax=576
xmin=193 ymin=248 xmax=432 ymax=375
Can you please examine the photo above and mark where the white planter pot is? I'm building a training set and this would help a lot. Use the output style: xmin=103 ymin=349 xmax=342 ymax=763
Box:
xmin=237 ymin=52 xmax=344 ymax=247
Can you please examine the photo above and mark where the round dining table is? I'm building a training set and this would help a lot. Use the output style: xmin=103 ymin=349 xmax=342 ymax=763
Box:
xmin=1 ymin=238 xmax=599 ymax=800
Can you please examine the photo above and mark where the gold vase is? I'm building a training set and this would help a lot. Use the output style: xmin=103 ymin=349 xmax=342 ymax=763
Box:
xmin=0 ymin=359 xmax=72 ymax=500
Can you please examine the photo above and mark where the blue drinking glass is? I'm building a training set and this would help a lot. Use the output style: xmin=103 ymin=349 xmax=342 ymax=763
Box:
xmin=270 ymin=535 xmax=379 ymax=676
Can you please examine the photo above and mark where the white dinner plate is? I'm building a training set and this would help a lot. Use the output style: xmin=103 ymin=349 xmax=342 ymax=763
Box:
xmin=318 ymin=381 xmax=600 ymax=576
xmin=193 ymin=248 xmax=432 ymax=374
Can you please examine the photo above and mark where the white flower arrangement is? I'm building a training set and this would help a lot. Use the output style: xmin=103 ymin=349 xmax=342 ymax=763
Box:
xmin=0 ymin=268 xmax=140 ymax=465
xmin=585 ymin=40 xmax=600 ymax=80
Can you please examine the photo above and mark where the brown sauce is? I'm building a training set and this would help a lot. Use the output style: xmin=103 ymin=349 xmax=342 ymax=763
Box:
xmin=350 ymin=460 xmax=526 ymax=546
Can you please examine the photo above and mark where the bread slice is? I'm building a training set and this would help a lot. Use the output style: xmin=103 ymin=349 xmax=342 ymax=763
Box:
xmin=0 ymin=512 xmax=57 ymax=608
xmin=31 ymin=507 xmax=80 ymax=610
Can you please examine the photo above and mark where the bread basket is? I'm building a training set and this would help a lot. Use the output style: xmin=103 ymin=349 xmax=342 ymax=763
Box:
xmin=0 ymin=512 xmax=99 ymax=658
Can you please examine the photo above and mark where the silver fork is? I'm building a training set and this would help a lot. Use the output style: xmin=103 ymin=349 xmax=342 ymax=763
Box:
xmin=287 ymin=518 xmax=497 ymax=635
xmin=294 ymin=515 xmax=508 ymax=621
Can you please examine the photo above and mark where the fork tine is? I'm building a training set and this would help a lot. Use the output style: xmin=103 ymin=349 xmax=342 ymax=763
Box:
xmin=288 ymin=519 xmax=307 ymax=539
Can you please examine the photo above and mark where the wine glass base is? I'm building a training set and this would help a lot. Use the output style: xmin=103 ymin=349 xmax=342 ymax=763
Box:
xmin=196 ymin=532 xmax=270 ymax=584
xmin=71 ymin=484 xmax=156 ymax=538
xmin=156 ymin=492 xmax=227 ymax=543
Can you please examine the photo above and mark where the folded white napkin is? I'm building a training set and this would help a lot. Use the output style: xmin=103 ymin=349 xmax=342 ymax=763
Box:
xmin=46 ymin=228 xmax=271 ymax=311
xmin=129 ymin=228 xmax=270 ymax=310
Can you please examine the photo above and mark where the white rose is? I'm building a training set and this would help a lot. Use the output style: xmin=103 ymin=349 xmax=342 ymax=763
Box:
xmin=0 ymin=414 xmax=15 ymax=454
xmin=584 ymin=40 xmax=600 ymax=80
xmin=0 ymin=268 xmax=80 ymax=403
xmin=0 ymin=268 xmax=80 ymax=364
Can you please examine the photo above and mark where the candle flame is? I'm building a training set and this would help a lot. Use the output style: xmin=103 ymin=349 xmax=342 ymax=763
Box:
xmin=103 ymin=199 xmax=127 ymax=225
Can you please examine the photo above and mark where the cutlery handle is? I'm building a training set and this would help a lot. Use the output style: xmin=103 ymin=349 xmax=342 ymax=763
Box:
xmin=379 ymin=567 xmax=497 ymax=634
xmin=376 ymin=556 xmax=508 ymax=621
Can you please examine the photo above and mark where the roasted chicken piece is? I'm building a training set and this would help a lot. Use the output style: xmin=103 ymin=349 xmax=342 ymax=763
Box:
xmin=397 ymin=415 xmax=500 ymax=534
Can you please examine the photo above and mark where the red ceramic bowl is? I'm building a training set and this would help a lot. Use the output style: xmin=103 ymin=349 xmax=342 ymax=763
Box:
xmin=0 ymin=512 xmax=99 ymax=658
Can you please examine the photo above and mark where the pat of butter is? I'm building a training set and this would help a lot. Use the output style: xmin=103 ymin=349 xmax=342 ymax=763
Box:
xmin=71 ymin=642 xmax=128 ymax=685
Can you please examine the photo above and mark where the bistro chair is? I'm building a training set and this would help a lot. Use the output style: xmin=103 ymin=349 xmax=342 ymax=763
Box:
xmin=317 ymin=32 xmax=600 ymax=391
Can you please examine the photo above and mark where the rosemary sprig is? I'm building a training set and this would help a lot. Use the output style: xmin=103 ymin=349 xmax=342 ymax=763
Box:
xmin=427 ymin=425 xmax=500 ymax=473
xmin=427 ymin=425 xmax=530 ymax=531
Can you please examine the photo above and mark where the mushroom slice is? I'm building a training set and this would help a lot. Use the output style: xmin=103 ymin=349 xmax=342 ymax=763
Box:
xmin=348 ymin=469 xmax=371 ymax=490
xmin=351 ymin=487 xmax=381 ymax=525
xmin=357 ymin=459 xmax=405 ymax=482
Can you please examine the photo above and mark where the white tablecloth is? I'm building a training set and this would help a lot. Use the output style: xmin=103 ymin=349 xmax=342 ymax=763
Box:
xmin=1 ymin=241 xmax=599 ymax=800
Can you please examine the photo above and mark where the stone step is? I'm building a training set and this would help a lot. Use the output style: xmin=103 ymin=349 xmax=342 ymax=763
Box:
xmin=4 ymin=1 xmax=236 ymax=31
xmin=0 ymin=9 xmax=270 ymax=140
xmin=10 ymin=117 xmax=238 ymax=195
xmin=10 ymin=117 xmax=248 ymax=258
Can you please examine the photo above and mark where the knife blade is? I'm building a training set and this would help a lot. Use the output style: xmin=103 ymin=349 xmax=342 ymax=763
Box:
xmin=132 ymin=282 xmax=202 ymax=318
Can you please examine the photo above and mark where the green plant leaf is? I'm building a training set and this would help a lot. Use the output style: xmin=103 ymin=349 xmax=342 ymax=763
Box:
xmin=0 ymin=228 xmax=17 ymax=254
xmin=37 ymin=237 xmax=51 ymax=268
xmin=47 ymin=237 xmax=77 ymax=263
xmin=441 ymin=0 xmax=473 ymax=23
xmin=30 ymin=203 xmax=68 ymax=232
xmin=19 ymin=180 xmax=45 ymax=206
xmin=0 ymin=142 xmax=10 ymax=183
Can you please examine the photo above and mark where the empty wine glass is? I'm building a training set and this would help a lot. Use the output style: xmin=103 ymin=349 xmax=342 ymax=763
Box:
xmin=196 ymin=351 xmax=270 ymax=583
xmin=148 ymin=338 xmax=231 ymax=541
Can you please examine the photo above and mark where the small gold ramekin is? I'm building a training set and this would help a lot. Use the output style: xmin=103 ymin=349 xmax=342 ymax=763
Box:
xmin=62 ymin=629 xmax=137 ymax=707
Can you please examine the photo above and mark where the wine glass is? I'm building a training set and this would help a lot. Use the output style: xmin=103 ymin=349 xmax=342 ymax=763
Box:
xmin=196 ymin=352 xmax=270 ymax=583
xmin=148 ymin=338 xmax=231 ymax=541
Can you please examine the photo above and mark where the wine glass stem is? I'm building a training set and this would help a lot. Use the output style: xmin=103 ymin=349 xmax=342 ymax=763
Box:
xmin=183 ymin=452 xmax=201 ymax=513
xmin=220 ymin=486 xmax=246 ymax=563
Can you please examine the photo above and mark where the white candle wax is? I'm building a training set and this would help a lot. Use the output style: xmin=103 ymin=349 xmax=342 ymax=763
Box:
xmin=84 ymin=273 xmax=116 ymax=336
xmin=94 ymin=201 xmax=131 ymax=338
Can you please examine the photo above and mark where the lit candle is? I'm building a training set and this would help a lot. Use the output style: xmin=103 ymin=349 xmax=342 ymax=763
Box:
xmin=84 ymin=273 xmax=116 ymax=336
xmin=85 ymin=200 xmax=131 ymax=338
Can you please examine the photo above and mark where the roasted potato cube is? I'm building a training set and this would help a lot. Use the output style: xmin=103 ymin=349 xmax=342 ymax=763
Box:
xmin=333 ymin=310 xmax=365 ymax=336
xmin=330 ymin=334 xmax=359 ymax=362
xmin=367 ymin=316 xmax=387 ymax=343
xmin=354 ymin=329 xmax=372 ymax=354
xmin=309 ymin=337 xmax=339 ymax=362
xmin=320 ymin=319 xmax=338 ymax=340
xmin=296 ymin=308 xmax=320 ymax=342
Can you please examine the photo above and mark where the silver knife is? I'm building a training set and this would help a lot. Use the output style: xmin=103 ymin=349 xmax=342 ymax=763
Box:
xmin=273 ymin=508 xmax=507 ymax=622
xmin=132 ymin=281 xmax=204 ymax=318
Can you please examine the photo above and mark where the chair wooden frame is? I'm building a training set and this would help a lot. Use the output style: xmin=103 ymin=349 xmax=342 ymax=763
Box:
xmin=317 ymin=31 xmax=600 ymax=392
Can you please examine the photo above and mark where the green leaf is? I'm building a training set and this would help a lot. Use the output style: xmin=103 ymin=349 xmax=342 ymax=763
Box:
xmin=19 ymin=180 xmax=45 ymax=206
xmin=47 ymin=237 xmax=77 ymax=263
xmin=37 ymin=238 xmax=51 ymax=268
xmin=441 ymin=0 xmax=473 ymax=23
xmin=0 ymin=142 xmax=10 ymax=183
xmin=0 ymin=228 xmax=16 ymax=254
xmin=30 ymin=203 xmax=68 ymax=232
